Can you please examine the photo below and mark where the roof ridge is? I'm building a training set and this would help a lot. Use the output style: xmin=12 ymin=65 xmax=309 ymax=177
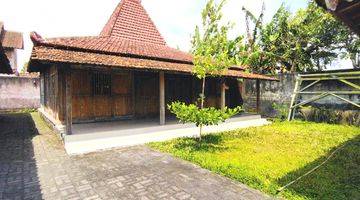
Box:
xmin=100 ymin=0 xmax=166 ymax=45
xmin=45 ymin=36 xmax=99 ymax=41
xmin=105 ymin=0 xmax=125 ymax=38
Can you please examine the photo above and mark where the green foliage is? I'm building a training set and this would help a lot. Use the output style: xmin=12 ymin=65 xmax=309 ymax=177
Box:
xmin=20 ymin=62 xmax=29 ymax=74
xmin=299 ymin=106 xmax=360 ymax=126
xmin=272 ymin=103 xmax=289 ymax=120
xmin=258 ymin=1 xmax=359 ymax=72
xmin=191 ymin=0 xmax=235 ymax=79
xmin=227 ymin=1 xmax=360 ymax=73
xmin=4 ymin=108 xmax=37 ymax=114
xmin=168 ymin=102 xmax=242 ymax=127
xmin=172 ymin=0 xmax=240 ymax=140
xmin=149 ymin=121 xmax=360 ymax=199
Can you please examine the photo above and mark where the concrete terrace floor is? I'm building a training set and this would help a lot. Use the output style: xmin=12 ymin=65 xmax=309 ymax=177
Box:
xmin=0 ymin=112 xmax=270 ymax=200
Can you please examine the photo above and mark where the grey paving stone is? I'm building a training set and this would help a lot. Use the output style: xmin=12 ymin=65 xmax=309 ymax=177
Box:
xmin=0 ymin=113 xmax=271 ymax=200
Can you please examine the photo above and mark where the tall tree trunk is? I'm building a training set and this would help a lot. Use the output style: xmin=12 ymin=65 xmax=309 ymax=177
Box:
xmin=199 ymin=78 xmax=206 ymax=141
xmin=290 ymin=64 xmax=296 ymax=73
xmin=351 ymin=53 xmax=359 ymax=69
xmin=317 ymin=59 xmax=322 ymax=71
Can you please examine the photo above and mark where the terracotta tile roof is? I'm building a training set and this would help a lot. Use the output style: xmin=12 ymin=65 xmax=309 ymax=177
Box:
xmin=29 ymin=0 xmax=275 ymax=81
xmin=2 ymin=31 xmax=24 ymax=49
xmin=32 ymin=36 xmax=192 ymax=63
xmin=100 ymin=0 xmax=166 ymax=45
xmin=29 ymin=0 xmax=190 ymax=64
xmin=30 ymin=46 xmax=277 ymax=81
xmin=0 ymin=21 xmax=4 ymax=37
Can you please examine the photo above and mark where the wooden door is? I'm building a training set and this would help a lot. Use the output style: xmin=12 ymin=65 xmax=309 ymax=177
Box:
xmin=112 ymin=72 xmax=133 ymax=117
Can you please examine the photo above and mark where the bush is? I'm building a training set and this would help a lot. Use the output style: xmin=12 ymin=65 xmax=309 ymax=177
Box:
xmin=272 ymin=103 xmax=289 ymax=120
xmin=168 ymin=102 xmax=243 ymax=127
xmin=299 ymin=106 xmax=360 ymax=126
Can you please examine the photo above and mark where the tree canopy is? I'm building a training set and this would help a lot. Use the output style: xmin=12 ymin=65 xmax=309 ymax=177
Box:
xmin=229 ymin=0 xmax=359 ymax=73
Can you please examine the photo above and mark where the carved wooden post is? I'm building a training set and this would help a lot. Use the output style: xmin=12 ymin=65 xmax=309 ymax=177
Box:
xmin=221 ymin=80 xmax=226 ymax=109
xmin=159 ymin=71 xmax=165 ymax=125
xmin=65 ymin=69 xmax=72 ymax=135
xmin=256 ymin=79 xmax=261 ymax=113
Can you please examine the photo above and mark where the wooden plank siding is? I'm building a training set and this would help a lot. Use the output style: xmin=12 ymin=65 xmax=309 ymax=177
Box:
xmin=42 ymin=65 xmax=62 ymax=123
xmin=134 ymin=71 xmax=159 ymax=118
xmin=71 ymin=68 xmax=134 ymax=123
xmin=71 ymin=69 xmax=93 ymax=121
xmin=40 ymin=65 xmax=244 ymax=125
xmin=112 ymin=72 xmax=133 ymax=117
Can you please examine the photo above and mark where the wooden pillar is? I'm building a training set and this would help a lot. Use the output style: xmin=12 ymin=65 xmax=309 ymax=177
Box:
xmin=256 ymin=79 xmax=261 ymax=113
xmin=221 ymin=80 xmax=226 ymax=109
xmin=159 ymin=71 xmax=165 ymax=125
xmin=65 ymin=70 xmax=72 ymax=135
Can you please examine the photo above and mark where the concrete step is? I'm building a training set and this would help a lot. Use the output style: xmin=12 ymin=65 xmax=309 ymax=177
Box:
xmin=65 ymin=116 xmax=269 ymax=155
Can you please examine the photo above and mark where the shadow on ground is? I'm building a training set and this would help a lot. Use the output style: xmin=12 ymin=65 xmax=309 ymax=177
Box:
xmin=277 ymin=135 xmax=360 ymax=199
xmin=172 ymin=134 xmax=229 ymax=153
xmin=0 ymin=113 xmax=42 ymax=199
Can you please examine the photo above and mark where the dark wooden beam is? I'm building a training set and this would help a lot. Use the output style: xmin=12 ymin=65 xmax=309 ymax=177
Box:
xmin=221 ymin=80 xmax=226 ymax=109
xmin=337 ymin=2 xmax=360 ymax=14
xmin=159 ymin=71 xmax=165 ymax=125
xmin=65 ymin=69 xmax=72 ymax=135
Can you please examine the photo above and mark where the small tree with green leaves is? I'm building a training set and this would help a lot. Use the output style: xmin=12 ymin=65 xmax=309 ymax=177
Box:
xmin=168 ymin=0 xmax=242 ymax=140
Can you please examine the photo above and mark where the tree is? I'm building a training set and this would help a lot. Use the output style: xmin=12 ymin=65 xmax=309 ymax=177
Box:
xmin=20 ymin=62 xmax=29 ymax=74
xmin=168 ymin=0 xmax=242 ymax=140
xmin=228 ymin=2 xmax=279 ymax=74
xmin=259 ymin=1 xmax=360 ymax=72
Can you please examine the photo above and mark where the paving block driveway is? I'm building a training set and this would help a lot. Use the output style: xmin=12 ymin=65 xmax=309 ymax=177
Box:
xmin=0 ymin=113 xmax=269 ymax=200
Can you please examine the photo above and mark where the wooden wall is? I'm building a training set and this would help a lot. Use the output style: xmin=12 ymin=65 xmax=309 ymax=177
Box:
xmin=134 ymin=71 xmax=159 ymax=118
xmin=71 ymin=69 xmax=134 ymax=123
xmin=40 ymin=65 xmax=243 ymax=125
xmin=42 ymin=65 xmax=60 ymax=122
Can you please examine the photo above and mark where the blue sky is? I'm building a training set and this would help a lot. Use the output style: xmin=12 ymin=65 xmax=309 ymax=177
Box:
xmin=0 ymin=0 xmax=310 ymax=71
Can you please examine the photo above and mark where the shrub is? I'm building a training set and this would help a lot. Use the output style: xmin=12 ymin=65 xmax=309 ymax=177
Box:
xmin=272 ymin=103 xmax=289 ymax=120
xmin=299 ymin=106 xmax=360 ymax=126
xmin=299 ymin=106 xmax=315 ymax=121
xmin=168 ymin=102 xmax=243 ymax=139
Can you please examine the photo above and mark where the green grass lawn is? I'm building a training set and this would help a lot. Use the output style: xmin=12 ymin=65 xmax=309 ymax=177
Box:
xmin=149 ymin=121 xmax=360 ymax=200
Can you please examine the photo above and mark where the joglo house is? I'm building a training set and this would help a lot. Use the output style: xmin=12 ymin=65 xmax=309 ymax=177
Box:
xmin=28 ymin=0 xmax=276 ymax=146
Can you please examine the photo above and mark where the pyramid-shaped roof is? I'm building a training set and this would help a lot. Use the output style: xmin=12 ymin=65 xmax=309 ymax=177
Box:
xmin=29 ymin=0 xmax=276 ymax=81
xmin=31 ymin=0 xmax=192 ymax=63
xmin=100 ymin=0 xmax=166 ymax=45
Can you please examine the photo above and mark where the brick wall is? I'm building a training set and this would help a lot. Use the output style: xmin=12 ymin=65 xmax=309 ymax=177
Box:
xmin=0 ymin=74 xmax=40 ymax=110
xmin=242 ymin=73 xmax=360 ymax=116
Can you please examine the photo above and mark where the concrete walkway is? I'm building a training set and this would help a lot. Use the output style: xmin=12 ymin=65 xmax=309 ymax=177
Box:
xmin=0 ymin=113 xmax=270 ymax=200
xmin=66 ymin=114 xmax=270 ymax=154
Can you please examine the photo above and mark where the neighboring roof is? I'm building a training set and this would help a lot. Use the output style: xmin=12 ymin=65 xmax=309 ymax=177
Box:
xmin=29 ymin=0 xmax=275 ymax=81
xmin=315 ymin=0 xmax=360 ymax=35
xmin=2 ymin=31 xmax=24 ymax=49
xmin=30 ymin=46 xmax=276 ymax=80
xmin=0 ymin=21 xmax=4 ymax=36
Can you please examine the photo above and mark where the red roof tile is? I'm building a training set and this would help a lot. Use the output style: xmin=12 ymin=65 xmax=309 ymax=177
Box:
xmin=100 ymin=0 xmax=166 ymax=45
xmin=30 ymin=46 xmax=277 ymax=81
xmin=33 ymin=36 xmax=192 ymax=63
xmin=2 ymin=31 xmax=24 ymax=49
xmin=29 ymin=0 xmax=190 ymax=63
xmin=29 ymin=0 xmax=275 ymax=81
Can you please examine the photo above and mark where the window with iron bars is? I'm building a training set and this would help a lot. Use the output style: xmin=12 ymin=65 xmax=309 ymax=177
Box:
xmin=92 ymin=72 xmax=111 ymax=95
